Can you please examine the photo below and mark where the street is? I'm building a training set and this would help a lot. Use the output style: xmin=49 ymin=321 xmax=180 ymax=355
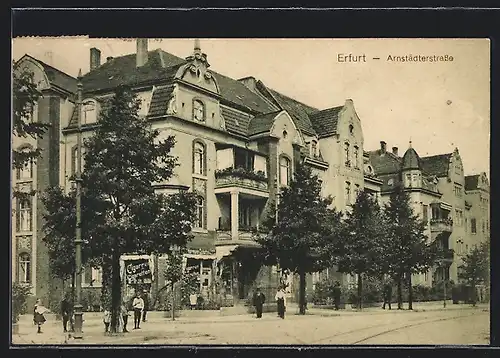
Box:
xmin=12 ymin=304 xmax=489 ymax=346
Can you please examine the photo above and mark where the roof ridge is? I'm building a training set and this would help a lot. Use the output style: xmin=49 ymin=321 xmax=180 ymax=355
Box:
xmin=23 ymin=54 xmax=77 ymax=80
xmin=267 ymin=86 xmax=319 ymax=112
xmin=421 ymin=152 xmax=453 ymax=159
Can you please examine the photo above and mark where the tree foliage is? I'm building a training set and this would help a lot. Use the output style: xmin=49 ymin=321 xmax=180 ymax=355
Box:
xmin=12 ymin=68 xmax=50 ymax=198
xmin=335 ymin=190 xmax=387 ymax=309
xmin=458 ymin=241 xmax=489 ymax=287
xmin=383 ymin=183 xmax=439 ymax=309
xmin=256 ymin=162 xmax=343 ymax=314
xmin=42 ymin=87 xmax=198 ymax=332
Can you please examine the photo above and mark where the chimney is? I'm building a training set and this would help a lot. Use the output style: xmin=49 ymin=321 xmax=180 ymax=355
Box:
xmin=106 ymin=56 xmax=114 ymax=62
xmin=136 ymin=38 xmax=149 ymax=67
xmin=392 ymin=146 xmax=399 ymax=156
xmin=90 ymin=48 xmax=101 ymax=70
xmin=380 ymin=141 xmax=387 ymax=154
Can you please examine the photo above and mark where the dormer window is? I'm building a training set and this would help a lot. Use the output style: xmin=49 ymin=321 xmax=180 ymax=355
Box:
xmin=82 ymin=100 xmax=97 ymax=125
xmin=193 ymin=99 xmax=205 ymax=122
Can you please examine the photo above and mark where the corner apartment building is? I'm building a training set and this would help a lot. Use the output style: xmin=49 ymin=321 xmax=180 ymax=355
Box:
xmin=13 ymin=39 xmax=386 ymax=307
xmin=368 ymin=142 xmax=490 ymax=285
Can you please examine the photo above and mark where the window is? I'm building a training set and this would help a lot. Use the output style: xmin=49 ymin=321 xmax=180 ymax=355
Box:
xmin=471 ymin=218 xmax=477 ymax=234
xmin=406 ymin=173 xmax=412 ymax=186
xmin=344 ymin=143 xmax=350 ymax=167
xmin=239 ymin=205 xmax=252 ymax=229
xmin=422 ymin=204 xmax=428 ymax=222
xmin=353 ymin=146 xmax=359 ymax=169
xmin=17 ymin=198 xmax=32 ymax=232
xmin=279 ymin=156 xmax=291 ymax=187
xmin=82 ymin=101 xmax=97 ymax=124
xmin=454 ymin=184 xmax=462 ymax=197
xmin=345 ymin=181 xmax=351 ymax=205
xmin=194 ymin=197 xmax=206 ymax=229
xmin=349 ymin=124 xmax=354 ymax=135
xmin=455 ymin=209 xmax=463 ymax=226
xmin=193 ymin=141 xmax=205 ymax=175
xmin=16 ymin=147 xmax=33 ymax=180
xmin=18 ymin=253 xmax=31 ymax=283
xmin=311 ymin=140 xmax=318 ymax=157
xmin=84 ymin=266 xmax=103 ymax=287
xmin=193 ymin=100 xmax=205 ymax=122
xmin=482 ymin=220 xmax=485 ymax=234
xmin=354 ymin=184 xmax=360 ymax=200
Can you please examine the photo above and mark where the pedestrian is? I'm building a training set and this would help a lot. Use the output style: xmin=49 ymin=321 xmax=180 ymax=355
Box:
xmin=132 ymin=292 xmax=144 ymax=329
xmin=332 ymin=281 xmax=341 ymax=311
xmin=275 ymin=286 xmax=287 ymax=319
xmin=142 ymin=290 xmax=150 ymax=322
xmin=189 ymin=293 xmax=197 ymax=310
xmin=120 ymin=300 xmax=130 ymax=333
xmin=33 ymin=299 xmax=48 ymax=334
xmin=252 ymin=287 xmax=266 ymax=319
xmin=61 ymin=292 xmax=74 ymax=333
xmin=382 ymin=280 xmax=392 ymax=310
xmin=103 ymin=308 xmax=111 ymax=334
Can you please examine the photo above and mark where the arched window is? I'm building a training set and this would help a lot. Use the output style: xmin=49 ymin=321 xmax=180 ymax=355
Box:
xmin=353 ymin=145 xmax=359 ymax=169
xmin=18 ymin=253 xmax=31 ymax=283
xmin=193 ymin=99 xmax=205 ymax=122
xmin=194 ymin=197 xmax=206 ymax=229
xmin=82 ymin=100 xmax=97 ymax=125
xmin=17 ymin=198 xmax=32 ymax=232
xmin=193 ymin=141 xmax=206 ymax=175
xmin=345 ymin=181 xmax=351 ymax=206
xmin=311 ymin=140 xmax=318 ymax=157
xmin=16 ymin=146 xmax=33 ymax=180
xmin=344 ymin=142 xmax=350 ymax=167
xmin=279 ymin=156 xmax=291 ymax=187
xmin=349 ymin=124 xmax=354 ymax=135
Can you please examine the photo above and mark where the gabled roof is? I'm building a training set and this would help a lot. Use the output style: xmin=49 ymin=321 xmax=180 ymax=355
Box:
xmin=255 ymin=81 xmax=319 ymax=137
xmin=247 ymin=110 xmax=282 ymax=136
xmin=465 ymin=174 xmax=480 ymax=191
xmin=420 ymin=153 xmax=452 ymax=177
xmin=16 ymin=55 xmax=77 ymax=94
xmin=148 ymin=85 xmax=175 ymax=117
xmin=368 ymin=150 xmax=402 ymax=175
xmin=220 ymin=106 xmax=252 ymax=137
xmin=309 ymin=106 xmax=344 ymax=138
xmin=80 ymin=49 xmax=276 ymax=115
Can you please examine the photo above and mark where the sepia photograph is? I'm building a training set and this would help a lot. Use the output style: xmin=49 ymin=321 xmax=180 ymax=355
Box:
xmin=11 ymin=37 xmax=490 ymax=346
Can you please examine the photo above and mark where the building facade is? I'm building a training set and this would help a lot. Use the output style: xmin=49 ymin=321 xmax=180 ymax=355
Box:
xmin=12 ymin=39 xmax=488 ymax=309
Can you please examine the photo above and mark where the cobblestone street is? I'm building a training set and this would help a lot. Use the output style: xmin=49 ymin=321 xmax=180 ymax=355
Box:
xmin=12 ymin=303 xmax=489 ymax=346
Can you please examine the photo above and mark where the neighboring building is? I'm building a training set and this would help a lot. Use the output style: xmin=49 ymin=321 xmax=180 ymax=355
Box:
xmin=368 ymin=142 xmax=489 ymax=285
xmin=463 ymin=173 xmax=490 ymax=252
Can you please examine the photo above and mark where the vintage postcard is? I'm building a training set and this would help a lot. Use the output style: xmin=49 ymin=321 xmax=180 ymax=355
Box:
xmin=11 ymin=37 xmax=490 ymax=346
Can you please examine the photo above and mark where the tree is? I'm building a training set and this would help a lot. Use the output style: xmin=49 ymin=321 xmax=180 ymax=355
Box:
xmin=163 ymin=247 xmax=184 ymax=321
xmin=335 ymin=190 xmax=387 ymax=310
xmin=12 ymin=68 xmax=50 ymax=199
xmin=458 ymin=241 xmax=489 ymax=306
xmin=383 ymin=184 xmax=439 ymax=310
xmin=256 ymin=162 xmax=343 ymax=314
xmin=42 ymin=87 xmax=197 ymax=332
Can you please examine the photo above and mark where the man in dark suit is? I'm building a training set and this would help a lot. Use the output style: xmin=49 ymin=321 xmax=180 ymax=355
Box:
xmin=382 ymin=280 xmax=393 ymax=310
xmin=61 ymin=293 xmax=74 ymax=332
xmin=252 ymin=287 xmax=266 ymax=318
xmin=332 ymin=281 xmax=342 ymax=311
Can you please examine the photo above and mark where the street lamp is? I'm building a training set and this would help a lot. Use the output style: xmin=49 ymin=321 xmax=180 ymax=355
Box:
xmin=73 ymin=69 xmax=84 ymax=339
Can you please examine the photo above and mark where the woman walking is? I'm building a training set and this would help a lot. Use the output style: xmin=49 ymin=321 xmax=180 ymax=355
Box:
xmin=275 ymin=286 xmax=287 ymax=319
xmin=33 ymin=299 xmax=48 ymax=334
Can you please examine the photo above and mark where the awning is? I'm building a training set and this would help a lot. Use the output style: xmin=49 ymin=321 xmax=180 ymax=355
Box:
xmin=185 ymin=254 xmax=217 ymax=260
xmin=215 ymin=245 xmax=239 ymax=261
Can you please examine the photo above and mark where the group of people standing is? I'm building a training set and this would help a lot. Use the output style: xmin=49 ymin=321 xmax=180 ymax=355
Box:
xmin=104 ymin=290 xmax=150 ymax=334
xmin=252 ymin=286 xmax=287 ymax=319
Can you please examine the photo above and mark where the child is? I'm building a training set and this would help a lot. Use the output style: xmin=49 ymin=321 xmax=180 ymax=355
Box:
xmin=103 ymin=309 xmax=111 ymax=334
xmin=33 ymin=299 xmax=48 ymax=334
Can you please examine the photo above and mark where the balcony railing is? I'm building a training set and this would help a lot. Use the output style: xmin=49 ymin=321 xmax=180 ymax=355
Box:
xmin=439 ymin=248 xmax=454 ymax=263
xmin=215 ymin=167 xmax=268 ymax=192
xmin=430 ymin=218 xmax=453 ymax=233
xmin=215 ymin=225 xmax=266 ymax=243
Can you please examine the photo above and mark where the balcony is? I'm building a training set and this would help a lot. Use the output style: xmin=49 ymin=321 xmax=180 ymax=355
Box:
xmin=439 ymin=248 xmax=454 ymax=264
xmin=430 ymin=218 xmax=453 ymax=233
xmin=215 ymin=227 xmax=263 ymax=247
xmin=215 ymin=167 xmax=269 ymax=195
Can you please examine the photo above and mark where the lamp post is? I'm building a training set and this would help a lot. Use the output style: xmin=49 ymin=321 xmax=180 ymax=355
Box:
xmin=73 ymin=69 xmax=84 ymax=338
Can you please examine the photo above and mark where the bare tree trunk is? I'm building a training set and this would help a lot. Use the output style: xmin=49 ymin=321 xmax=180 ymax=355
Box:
xmin=171 ymin=282 xmax=175 ymax=321
xmin=397 ymin=275 xmax=403 ymax=310
xmin=408 ymin=272 xmax=413 ymax=310
xmin=299 ymin=269 xmax=306 ymax=315
xmin=110 ymin=245 xmax=121 ymax=333
xmin=357 ymin=273 xmax=363 ymax=311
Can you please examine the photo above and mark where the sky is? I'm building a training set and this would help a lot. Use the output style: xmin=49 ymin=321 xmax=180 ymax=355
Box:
xmin=12 ymin=37 xmax=490 ymax=177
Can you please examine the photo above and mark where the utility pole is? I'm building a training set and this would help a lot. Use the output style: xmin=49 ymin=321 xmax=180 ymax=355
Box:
xmin=73 ymin=69 xmax=84 ymax=339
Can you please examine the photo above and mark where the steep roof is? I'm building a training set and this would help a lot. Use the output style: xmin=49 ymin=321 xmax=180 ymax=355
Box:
xmin=221 ymin=106 xmax=252 ymax=137
xmin=309 ymin=106 xmax=344 ymax=138
xmin=368 ymin=150 xmax=402 ymax=175
xmin=420 ymin=153 xmax=452 ymax=177
xmin=80 ymin=49 xmax=276 ymax=114
xmin=260 ymin=85 xmax=319 ymax=136
xmin=402 ymin=147 xmax=422 ymax=170
xmin=247 ymin=111 xmax=282 ymax=136
xmin=465 ymin=174 xmax=480 ymax=191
